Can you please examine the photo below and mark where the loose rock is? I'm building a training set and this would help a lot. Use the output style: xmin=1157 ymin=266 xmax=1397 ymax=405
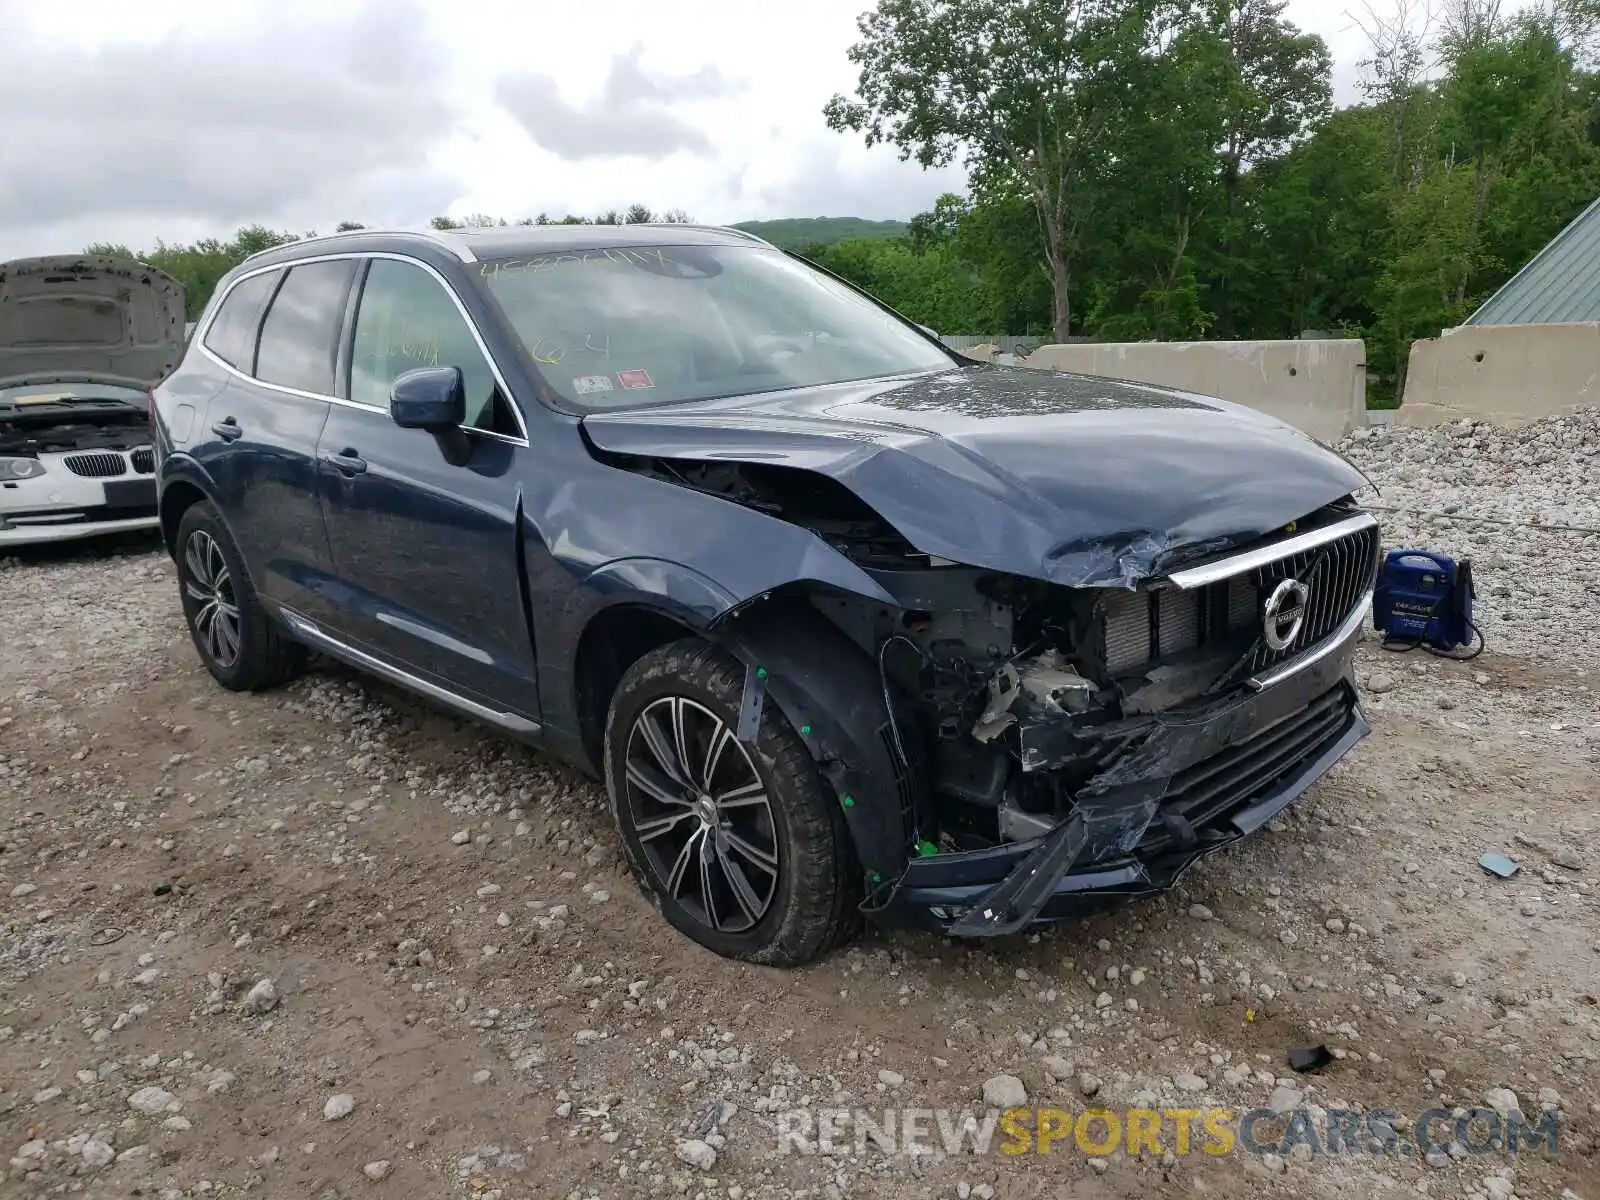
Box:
xmin=323 ymin=1093 xmax=356 ymax=1121
xmin=676 ymin=1138 xmax=718 ymax=1171
xmin=127 ymin=1086 xmax=177 ymax=1115
xmin=241 ymin=977 xmax=278 ymax=1015
xmin=982 ymin=1074 xmax=1028 ymax=1110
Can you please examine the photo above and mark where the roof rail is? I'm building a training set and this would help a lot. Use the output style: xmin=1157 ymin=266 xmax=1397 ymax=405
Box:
xmin=237 ymin=227 xmax=478 ymax=266
xmin=628 ymin=222 xmax=772 ymax=247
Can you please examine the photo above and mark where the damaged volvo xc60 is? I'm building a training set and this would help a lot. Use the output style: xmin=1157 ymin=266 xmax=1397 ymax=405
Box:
xmin=153 ymin=225 xmax=1380 ymax=965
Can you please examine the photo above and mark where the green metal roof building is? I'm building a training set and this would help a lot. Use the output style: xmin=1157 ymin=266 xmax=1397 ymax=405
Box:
xmin=1466 ymin=195 xmax=1600 ymax=325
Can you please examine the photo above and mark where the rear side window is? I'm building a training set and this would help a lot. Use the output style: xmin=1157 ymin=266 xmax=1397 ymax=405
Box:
xmin=202 ymin=270 xmax=278 ymax=371
xmin=254 ymin=261 xmax=356 ymax=395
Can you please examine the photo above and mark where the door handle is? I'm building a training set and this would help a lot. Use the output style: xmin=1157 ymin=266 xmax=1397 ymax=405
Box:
xmin=211 ymin=417 xmax=243 ymax=442
xmin=323 ymin=448 xmax=367 ymax=476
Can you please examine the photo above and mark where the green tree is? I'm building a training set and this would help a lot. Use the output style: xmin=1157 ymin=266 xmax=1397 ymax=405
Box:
xmin=1363 ymin=4 xmax=1600 ymax=399
xmin=1239 ymin=104 xmax=1391 ymax=337
xmin=1197 ymin=0 xmax=1333 ymax=334
xmin=826 ymin=0 xmax=1190 ymax=341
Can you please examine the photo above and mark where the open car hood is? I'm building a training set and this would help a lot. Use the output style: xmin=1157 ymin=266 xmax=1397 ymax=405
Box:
xmin=0 ymin=255 xmax=186 ymax=391
xmin=580 ymin=364 xmax=1372 ymax=588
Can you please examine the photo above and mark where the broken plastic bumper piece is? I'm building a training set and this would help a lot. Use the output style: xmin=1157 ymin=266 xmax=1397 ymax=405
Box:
xmin=868 ymin=640 xmax=1369 ymax=937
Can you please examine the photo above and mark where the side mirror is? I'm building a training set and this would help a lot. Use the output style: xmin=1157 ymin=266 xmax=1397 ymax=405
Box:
xmin=918 ymin=324 xmax=940 ymax=341
xmin=390 ymin=366 xmax=466 ymax=430
xmin=390 ymin=366 xmax=471 ymax=466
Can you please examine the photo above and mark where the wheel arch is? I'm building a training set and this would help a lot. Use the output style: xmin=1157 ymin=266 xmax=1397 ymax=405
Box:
xmin=158 ymin=457 xmax=219 ymax=558
xmin=573 ymin=601 xmax=704 ymax=772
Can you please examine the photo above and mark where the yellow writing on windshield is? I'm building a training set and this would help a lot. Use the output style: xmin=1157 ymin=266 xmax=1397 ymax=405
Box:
xmin=480 ymin=248 xmax=672 ymax=278
xmin=529 ymin=335 xmax=564 ymax=364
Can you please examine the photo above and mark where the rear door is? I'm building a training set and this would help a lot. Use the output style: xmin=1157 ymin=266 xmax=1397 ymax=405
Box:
xmin=313 ymin=255 xmax=539 ymax=719
xmin=195 ymin=259 xmax=354 ymax=622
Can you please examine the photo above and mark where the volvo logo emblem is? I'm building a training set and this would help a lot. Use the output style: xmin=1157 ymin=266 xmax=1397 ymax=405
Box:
xmin=1262 ymin=578 xmax=1310 ymax=651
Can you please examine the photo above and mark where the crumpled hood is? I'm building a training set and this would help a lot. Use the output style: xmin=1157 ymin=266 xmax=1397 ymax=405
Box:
xmin=0 ymin=255 xmax=186 ymax=391
xmin=581 ymin=363 xmax=1371 ymax=587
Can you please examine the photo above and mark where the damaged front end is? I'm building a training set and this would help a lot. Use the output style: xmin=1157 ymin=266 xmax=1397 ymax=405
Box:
xmin=583 ymin=382 xmax=1382 ymax=937
xmin=715 ymin=489 xmax=1379 ymax=937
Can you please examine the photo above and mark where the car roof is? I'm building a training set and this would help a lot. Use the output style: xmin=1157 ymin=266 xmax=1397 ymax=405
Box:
xmin=236 ymin=223 xmax=774 ymax=270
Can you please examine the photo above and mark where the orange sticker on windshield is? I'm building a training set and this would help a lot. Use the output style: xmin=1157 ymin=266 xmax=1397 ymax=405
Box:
xmin=617 ymin=369 xmax=654 ymax=390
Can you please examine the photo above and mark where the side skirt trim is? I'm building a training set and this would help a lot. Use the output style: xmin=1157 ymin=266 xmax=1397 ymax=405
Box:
xmin=278 ymin=608 xmax=542 ymax=737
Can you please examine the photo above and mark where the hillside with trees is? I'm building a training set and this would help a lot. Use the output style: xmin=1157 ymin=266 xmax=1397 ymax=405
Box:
xmin=730 ymin=217 xmax=908 ymax=249
xmin=87 ymin=1 xmax=1600 ymax=406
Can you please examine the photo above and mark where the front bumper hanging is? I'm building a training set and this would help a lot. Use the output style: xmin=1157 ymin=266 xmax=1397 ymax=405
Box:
xmin=867 ymin=612 xmax=1369 ymax=937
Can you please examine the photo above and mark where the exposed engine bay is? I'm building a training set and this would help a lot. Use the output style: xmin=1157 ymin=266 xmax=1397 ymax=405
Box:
xmin=600 ymin=450 xmax=1378 ymax=866
xmin=0 ymin=402 xmax=152 ymax=456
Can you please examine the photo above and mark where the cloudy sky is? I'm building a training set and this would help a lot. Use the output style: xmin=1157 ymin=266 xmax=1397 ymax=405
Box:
xmin=0 ymin=0 xmax=1496 ymax=259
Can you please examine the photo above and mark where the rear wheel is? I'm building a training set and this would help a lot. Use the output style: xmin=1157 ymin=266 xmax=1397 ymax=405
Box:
xmin=603 ymin=638 xmax=861 ymax=966
xmin=175 ymin=501 xmax=306 ymax=691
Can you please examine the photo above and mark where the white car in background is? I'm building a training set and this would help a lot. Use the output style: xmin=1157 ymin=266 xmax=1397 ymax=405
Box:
xmin=0 ymin=254 xmax=186 ymax=548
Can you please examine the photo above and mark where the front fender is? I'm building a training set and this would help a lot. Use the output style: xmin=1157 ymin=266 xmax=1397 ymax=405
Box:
xmin=713 ymin=595 xmax=930 ymax=895
xmin=579 ymin=558 xmax=739 ymax=627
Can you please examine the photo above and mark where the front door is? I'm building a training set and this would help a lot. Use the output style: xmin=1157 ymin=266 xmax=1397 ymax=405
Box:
xmin=314 ymin=256 xmax=539 ymax=720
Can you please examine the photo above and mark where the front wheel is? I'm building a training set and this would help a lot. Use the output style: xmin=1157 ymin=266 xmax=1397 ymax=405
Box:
xmin=174 ymin=501 xmax=306 ymax=691
xmin=602 ymin=639 xmax=861 ymax=966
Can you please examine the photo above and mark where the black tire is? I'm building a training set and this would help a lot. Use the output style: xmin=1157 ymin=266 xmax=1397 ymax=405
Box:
xmin=174 ymin=501 xmax=307 ymax=692
xmin=603 ymin=638 xmax=862 ymax=966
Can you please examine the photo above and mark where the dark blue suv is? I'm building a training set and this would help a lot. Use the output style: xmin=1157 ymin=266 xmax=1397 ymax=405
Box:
xmin=153 ymin=225 xmax=1380 ymax=965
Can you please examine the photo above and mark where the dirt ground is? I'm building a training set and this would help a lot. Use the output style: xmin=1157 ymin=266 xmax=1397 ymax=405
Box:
xmin=2 ymin=532 xmax=1597 ymax=1200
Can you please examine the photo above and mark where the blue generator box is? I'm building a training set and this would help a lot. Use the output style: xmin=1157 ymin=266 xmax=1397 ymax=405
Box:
xmin=1372 ymin=550 xmax=1476 ymax=652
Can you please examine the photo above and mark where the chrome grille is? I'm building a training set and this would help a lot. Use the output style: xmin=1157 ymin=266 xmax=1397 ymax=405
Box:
xmin=62 ymin=452 xmax=127 ymax=478
xmin=1100 ymin=517 xmax=1381 ymax=679
xmin=1238 ymin=520 xmax=1382 ymax=677
xmin=131 ymin=447 xmax=155 ymax=473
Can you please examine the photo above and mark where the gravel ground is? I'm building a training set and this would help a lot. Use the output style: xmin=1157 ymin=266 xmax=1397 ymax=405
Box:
xmin=2 ymin=411 xmax=1598 ymax=1200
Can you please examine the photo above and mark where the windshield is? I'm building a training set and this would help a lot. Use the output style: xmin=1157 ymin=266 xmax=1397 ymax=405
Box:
xmin=477 ymin=244 xmax=953 ymax=410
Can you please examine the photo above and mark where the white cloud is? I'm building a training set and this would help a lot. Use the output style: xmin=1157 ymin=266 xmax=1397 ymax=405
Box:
xmin=0 ymin=0 xmax=466 ymax=256
xmin=0 ymin=0 xmax=1494 ymax=258
xmin=494 ymin=46 xmax=743 ymax=162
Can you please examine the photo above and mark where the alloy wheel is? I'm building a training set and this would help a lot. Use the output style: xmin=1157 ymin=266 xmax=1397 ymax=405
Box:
xmin=622 ymin=696 xmax=780 ymax=933
xmin=183 ymin=530 xmax=241 ymax=668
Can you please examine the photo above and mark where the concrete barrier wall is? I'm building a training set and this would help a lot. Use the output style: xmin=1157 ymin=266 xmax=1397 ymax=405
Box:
xmin=1398 ymin=322 xmax=1600 ymax=428
xmin=1016 ymin=339 xmax=1366 ymax=443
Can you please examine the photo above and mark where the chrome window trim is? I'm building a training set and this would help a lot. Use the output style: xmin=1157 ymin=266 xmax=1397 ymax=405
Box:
xmin=1165 ymin=513 xmax=1380 ymax=590
xmin=194 ymin=251 xmax=529 ymax=446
